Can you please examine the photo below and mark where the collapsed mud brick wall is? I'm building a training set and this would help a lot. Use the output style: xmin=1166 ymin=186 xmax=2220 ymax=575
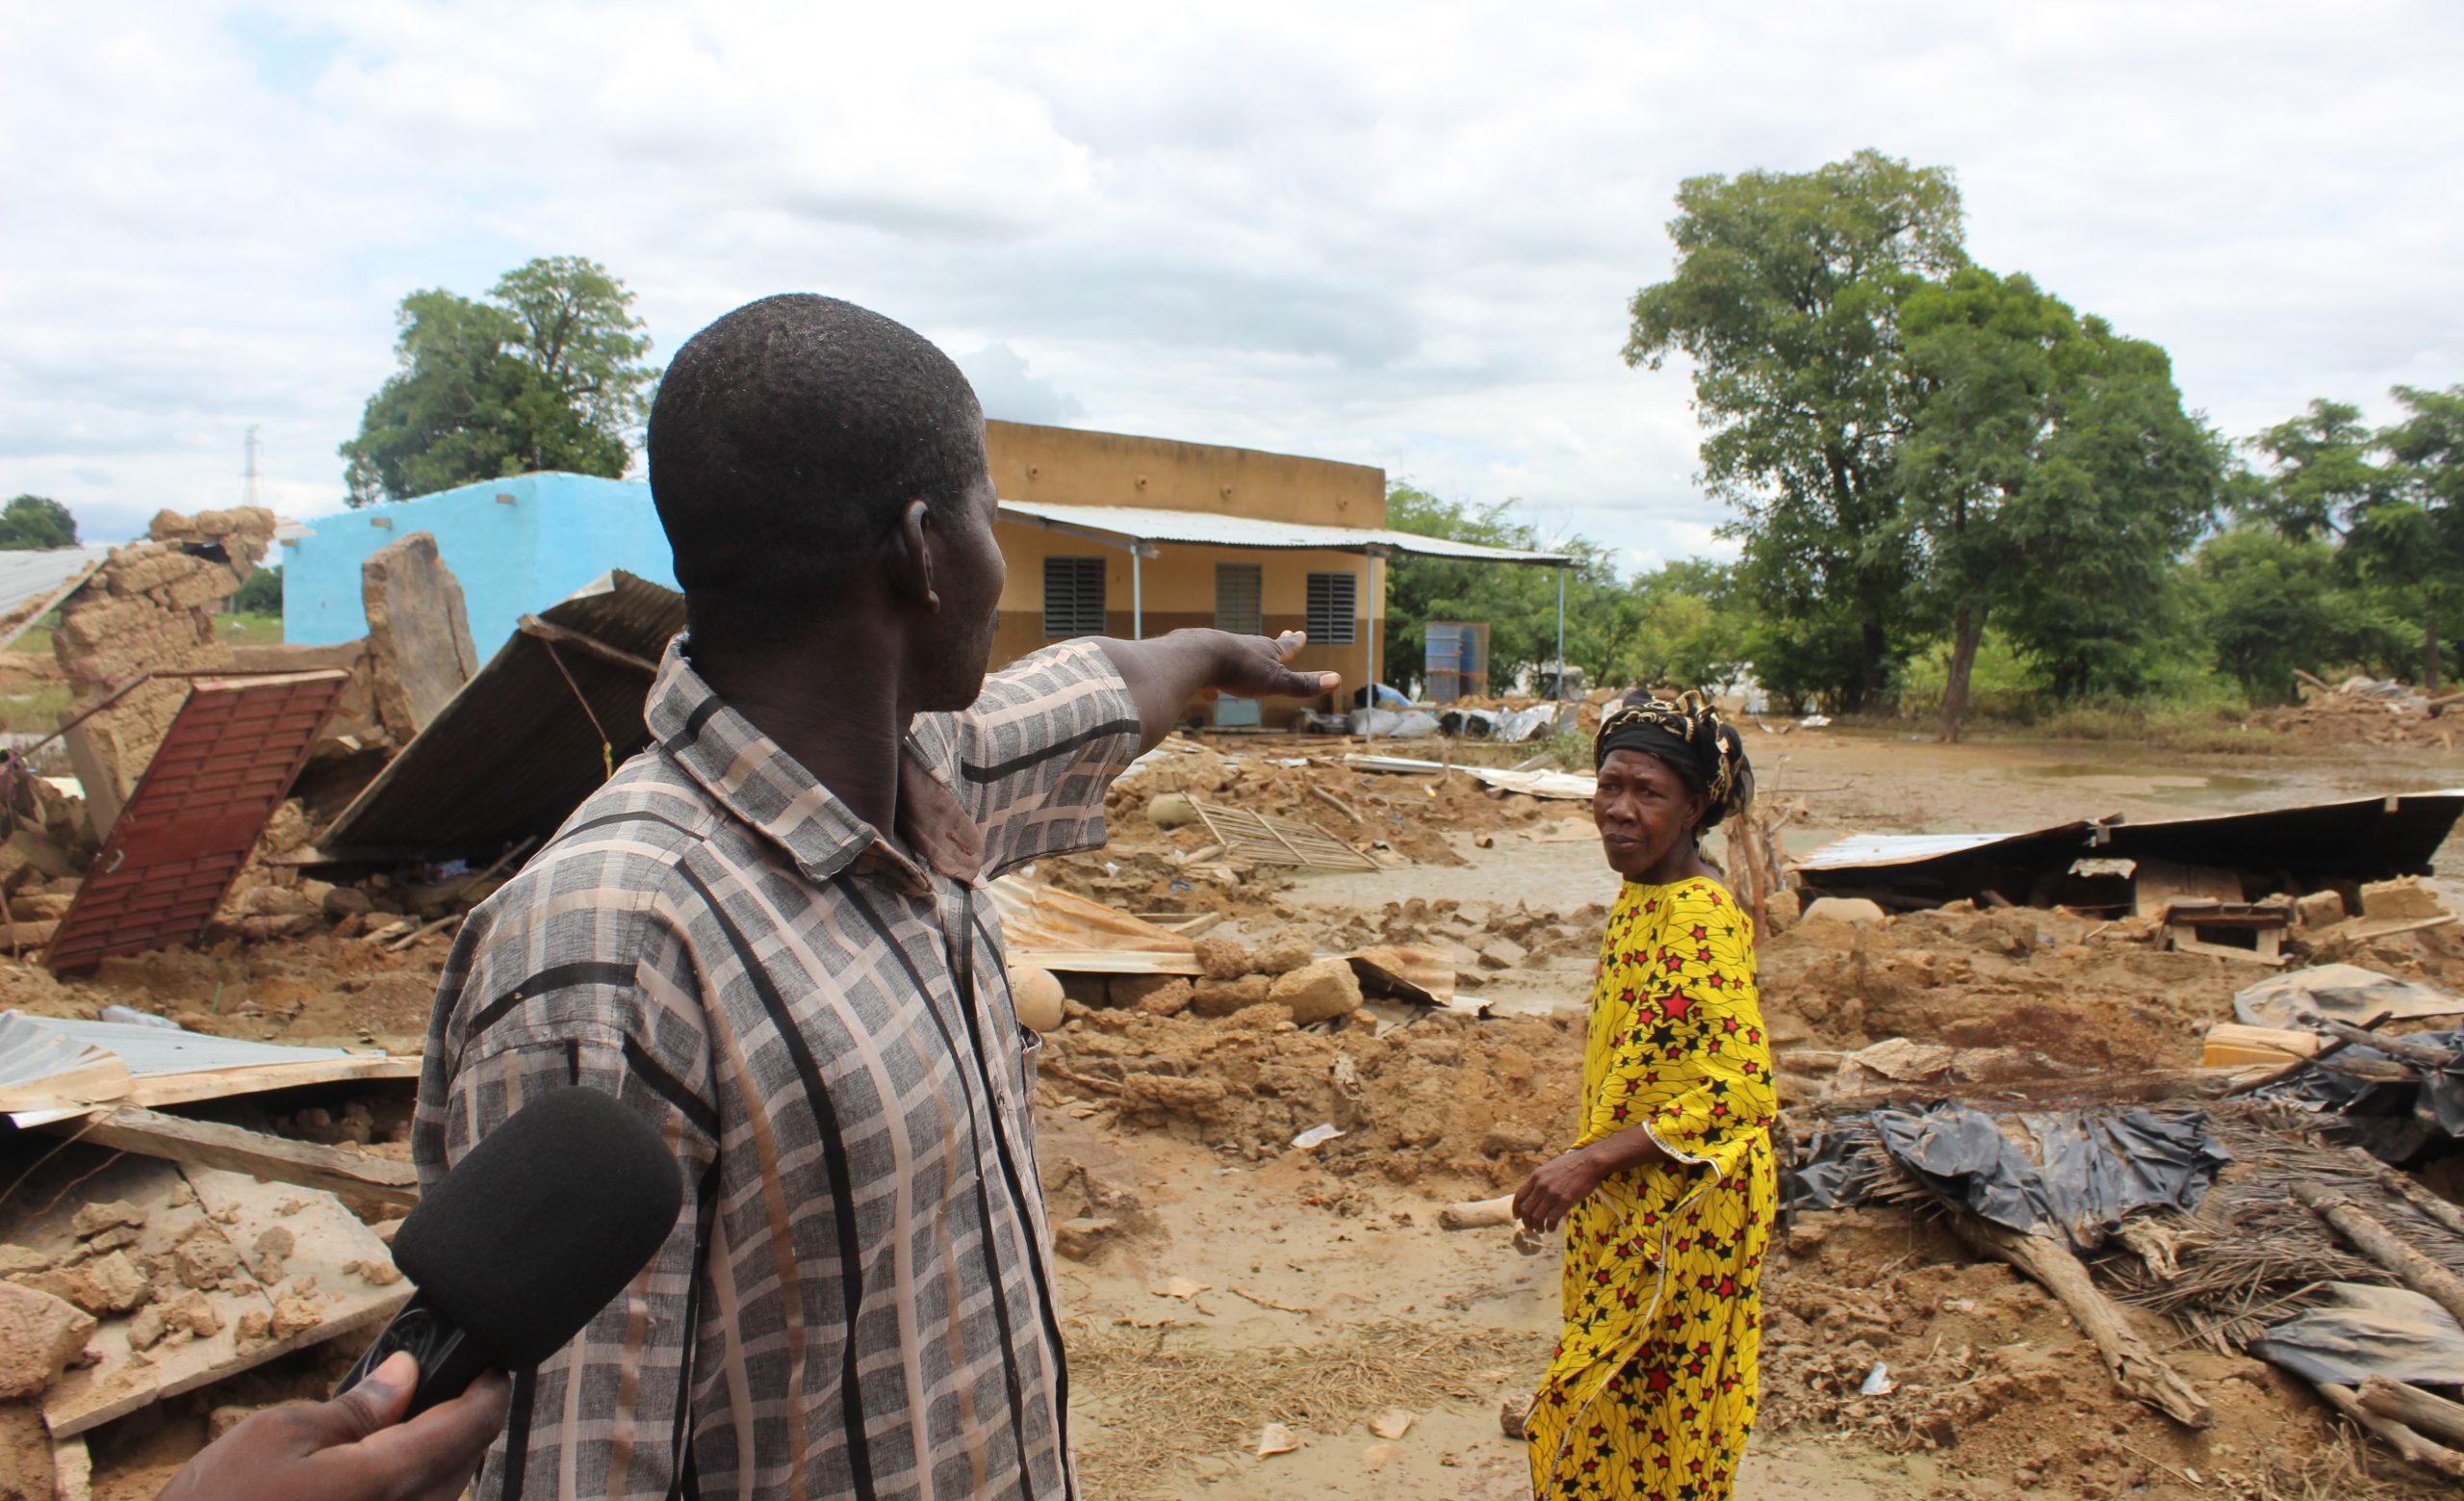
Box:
xmin=53 ymin=507 xmax=277 ymax=826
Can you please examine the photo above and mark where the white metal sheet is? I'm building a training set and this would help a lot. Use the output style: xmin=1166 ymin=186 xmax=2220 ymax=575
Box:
xmin=997 ymin=499 xmax=1572 ymax=566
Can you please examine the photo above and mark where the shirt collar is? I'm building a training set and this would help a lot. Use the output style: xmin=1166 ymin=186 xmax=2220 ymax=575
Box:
xmin=645 ymin=634 xmax=977 ymax=895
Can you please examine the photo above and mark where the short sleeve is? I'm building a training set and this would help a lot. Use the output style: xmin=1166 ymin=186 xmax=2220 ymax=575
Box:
xmin=934 ymin=639 xmax=1142 ymax=877
xmin=1582 ymin=880 xmax=1776 ymax=1185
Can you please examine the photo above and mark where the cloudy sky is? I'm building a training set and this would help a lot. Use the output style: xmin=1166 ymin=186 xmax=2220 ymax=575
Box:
xmin=5 ymin=2 xmax=2459 ymax=570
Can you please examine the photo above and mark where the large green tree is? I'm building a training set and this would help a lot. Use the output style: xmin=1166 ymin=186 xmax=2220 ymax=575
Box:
xmin=2241 ymin=400 xmax=2380 ymax=541
xmin=2362 ymin=384 xmax=2464 ymax=689
xmin=340 ymin=256 xmax=657 ymax=505
xmin=1625 ymin=149 xmax=1965 ymax=711
xmin=2194 ymin=528 xmax=2405 ymax=701
xmin=1896 ymin=270 xmax=2221 ymax=736
xmin=0 ymin=495 xmax=78 ymax=550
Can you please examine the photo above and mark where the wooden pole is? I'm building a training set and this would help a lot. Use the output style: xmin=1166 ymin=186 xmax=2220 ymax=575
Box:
xmin=2358 ymin=1376 xmax=2464 ymax=1450
xmin=2313 ymin=1380 xmax=2464 ymax=1482
xmin=2293 ymin=1181 xmax=2464 ymax=1329
xmin=1950 ymin=1212 xmax=2211 ymax=1429
xmin=2341 ymin=1146 xmax=2464 ymax=1240
xmin=2314 ymin=1017 xmax=2462 ymax=1072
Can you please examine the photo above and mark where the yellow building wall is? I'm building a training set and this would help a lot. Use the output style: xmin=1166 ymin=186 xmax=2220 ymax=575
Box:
xmin=984 ymin=421 xmax=1388 ymax=720
xmin=985 ymin=420 xmax=1384 ymax=529
xmin=990 ymin=522 xmax=1376 ymax=717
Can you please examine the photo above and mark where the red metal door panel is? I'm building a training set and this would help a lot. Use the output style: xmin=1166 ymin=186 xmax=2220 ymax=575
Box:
xmin=46 ymin=672 xmax=346 ymax=974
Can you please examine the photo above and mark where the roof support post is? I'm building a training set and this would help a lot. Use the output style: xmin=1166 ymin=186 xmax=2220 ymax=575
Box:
xmin=1132 ymin=549 xmax=1142 ymax=640
xmin=1555 ymin=567 xmax=1567 ymax=699
xmin=1366 ymin=552 xmax=1379 ymax=740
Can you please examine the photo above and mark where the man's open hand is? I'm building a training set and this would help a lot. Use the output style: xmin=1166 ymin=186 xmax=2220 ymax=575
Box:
xmin=156 ymin=1352 xmax=511 ymax=1501
xmin=1101 ymin=627 xmax=1346 ymax=749
xmin=1207 ymin=629 xmax=1340 ymax=701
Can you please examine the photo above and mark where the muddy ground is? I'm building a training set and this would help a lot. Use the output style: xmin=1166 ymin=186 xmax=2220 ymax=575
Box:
xmin=11 ymin=723 xmax=2464 ymax=1500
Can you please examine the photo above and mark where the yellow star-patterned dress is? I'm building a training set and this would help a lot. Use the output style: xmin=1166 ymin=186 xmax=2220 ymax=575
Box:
xmin=1527 ymin=876 xmax=1777 ymax=1501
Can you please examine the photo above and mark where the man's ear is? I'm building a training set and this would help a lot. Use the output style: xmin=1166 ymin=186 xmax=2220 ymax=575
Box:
xmin=886 ymin=498 xmax=939 ymax=610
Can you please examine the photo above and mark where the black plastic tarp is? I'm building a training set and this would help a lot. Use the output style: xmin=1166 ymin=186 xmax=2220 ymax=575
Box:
xmin=2247 ymin=1022 xmax=2464 ymax=1163
xmin=1787 ymin=1102 xmax=2231 ymax=1249
xmin=2252 ymin=1282 xmax=2464 ymax=1387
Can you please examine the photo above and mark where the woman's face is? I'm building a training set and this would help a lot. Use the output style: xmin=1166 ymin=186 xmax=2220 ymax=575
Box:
xmin=1592 ymin=748 xmax=1708 ymax=880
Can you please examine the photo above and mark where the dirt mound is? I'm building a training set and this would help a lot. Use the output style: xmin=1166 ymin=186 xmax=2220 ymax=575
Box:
xmin=1762 ymin=1209 xmax=2371 ymax=1499
xmin=1041 ymin=1005 xmax=1580 ymax=1190
xmin=1106 ymin=737 xmax=1556 ymax=867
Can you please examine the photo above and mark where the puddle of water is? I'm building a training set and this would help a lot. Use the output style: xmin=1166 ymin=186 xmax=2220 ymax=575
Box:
xmin=2009 ymin=763 xmax=2276 ymax=806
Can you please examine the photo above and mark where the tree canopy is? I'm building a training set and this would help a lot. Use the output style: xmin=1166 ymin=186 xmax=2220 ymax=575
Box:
xmin=0 ymin=495 xmax=79 ymax=550
xmin=1896 ymin=270 xmax=2221 ymax=735
xmin=340 ymin=257 xmax=658 ymax=505
xmin=1626 ymin=149 xmax=1965 ymax=711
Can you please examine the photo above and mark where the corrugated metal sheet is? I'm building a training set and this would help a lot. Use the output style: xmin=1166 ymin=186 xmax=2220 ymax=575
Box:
xmin=1792 ymin=788 xmax=2464 ymax=907
xmin=320 ymin=570 xmax=685 ymax=853
xmin=2105 ymin=788 xmax=2464 ymax=882
xmin=0 ymin=544 xmax=112 ymax=649
xmin=1794 ymin=832 xmax=2046 ymax=870
xmin=19 ymin=1017 xmax=360 ymax=1077
xmin=47 ymin=671 xmax=347 ymax=973
xmin=997 ymin=499 xmax=1573 ymax=565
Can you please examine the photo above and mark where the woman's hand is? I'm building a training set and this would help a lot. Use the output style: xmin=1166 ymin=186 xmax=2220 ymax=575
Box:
xmin=1512 ymin=1147 xmax=1608 ymax=1232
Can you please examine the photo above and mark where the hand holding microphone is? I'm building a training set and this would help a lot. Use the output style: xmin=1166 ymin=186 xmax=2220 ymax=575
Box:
xmin=158 ymin=1089 xmax=682 ymax=1501
xmin=157 ymin=1352 xmax=509 ymax=1501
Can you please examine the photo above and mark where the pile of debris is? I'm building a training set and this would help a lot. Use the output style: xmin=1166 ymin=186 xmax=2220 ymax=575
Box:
xmin=0 ymin=1015 xmax=421 ymax=1496
xmin=2254 ymin=672 xmax=2463 ymax=748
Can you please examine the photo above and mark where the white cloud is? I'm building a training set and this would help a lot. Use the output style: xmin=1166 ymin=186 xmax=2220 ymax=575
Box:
xmin=1 ymin=0 xmax=2457 ymax=565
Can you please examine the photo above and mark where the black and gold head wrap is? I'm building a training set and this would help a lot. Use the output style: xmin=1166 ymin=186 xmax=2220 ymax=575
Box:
xmin=1592 ymin=688 xmax=1754 ymax=831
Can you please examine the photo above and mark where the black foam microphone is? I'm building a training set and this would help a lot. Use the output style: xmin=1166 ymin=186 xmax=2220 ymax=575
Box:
xmin=338 ymin=1088 xmax=684 ymax=1415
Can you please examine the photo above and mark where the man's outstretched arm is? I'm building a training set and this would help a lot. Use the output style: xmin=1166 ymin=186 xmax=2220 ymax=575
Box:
xmin=1098 ymin=629 xmax=1340 ymax=750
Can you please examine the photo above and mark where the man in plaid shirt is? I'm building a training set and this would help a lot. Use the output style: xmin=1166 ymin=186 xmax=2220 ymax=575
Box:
xmin=411 ymin=295 xmax=1338 ymax=1500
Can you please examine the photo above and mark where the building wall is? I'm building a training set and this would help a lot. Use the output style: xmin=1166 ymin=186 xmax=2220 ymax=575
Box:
xmin=990 ymin=521 xmax=1375 ymax=716
xmin=282 ymin=424 xmax=1389 ymax=716
xmin=281 ymin=474 xmax=676 ymax=653
xmin=985 ymin=421 xmax=1385 ymax=529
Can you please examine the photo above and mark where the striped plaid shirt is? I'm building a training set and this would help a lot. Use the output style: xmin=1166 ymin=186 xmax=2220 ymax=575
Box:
xmin=412 ymin=637 xmax=1141 ymax=1501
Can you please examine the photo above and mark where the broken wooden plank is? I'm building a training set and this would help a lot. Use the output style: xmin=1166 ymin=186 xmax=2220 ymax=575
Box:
xmin=38 ymin=1105 xmax=420 ymax=1211
xmin=38 ymin=1159 xmax=408 ymax=1438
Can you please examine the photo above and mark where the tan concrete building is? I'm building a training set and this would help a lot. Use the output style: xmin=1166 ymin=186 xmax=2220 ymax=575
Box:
xmin=984 ymin=420 xmax=1563 ymax=726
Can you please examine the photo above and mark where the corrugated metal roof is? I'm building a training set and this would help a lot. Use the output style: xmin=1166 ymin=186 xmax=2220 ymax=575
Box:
xmin=997 ymin=499 xmax=1573 ymax=565
xmin=0 ymin=544 xmax=112 ymax=627
xmin=320 ymin=570 xmax=685 ymax=853
xmin=1794 ymin=832 xmax=2035 ymax=871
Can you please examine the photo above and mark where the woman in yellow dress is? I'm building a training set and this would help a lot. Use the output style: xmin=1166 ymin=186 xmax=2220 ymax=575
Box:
xmin=1512 ymin=690 xmax=1776 ymax=1501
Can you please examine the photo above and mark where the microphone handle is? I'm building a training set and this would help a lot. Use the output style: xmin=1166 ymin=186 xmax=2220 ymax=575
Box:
xmin=335 ymin=1290 xmax=501 ymax=1418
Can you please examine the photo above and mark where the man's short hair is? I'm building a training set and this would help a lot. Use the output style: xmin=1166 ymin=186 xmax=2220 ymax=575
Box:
xmin=648 ymin=295 xmax=985 ymax=600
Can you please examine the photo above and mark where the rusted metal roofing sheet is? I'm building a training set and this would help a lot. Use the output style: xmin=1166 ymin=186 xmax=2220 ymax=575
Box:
xmin=319 ymin=570 xmax=684 ymax=855
xmin=45 ymin=670 xmax=346 ymax=973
